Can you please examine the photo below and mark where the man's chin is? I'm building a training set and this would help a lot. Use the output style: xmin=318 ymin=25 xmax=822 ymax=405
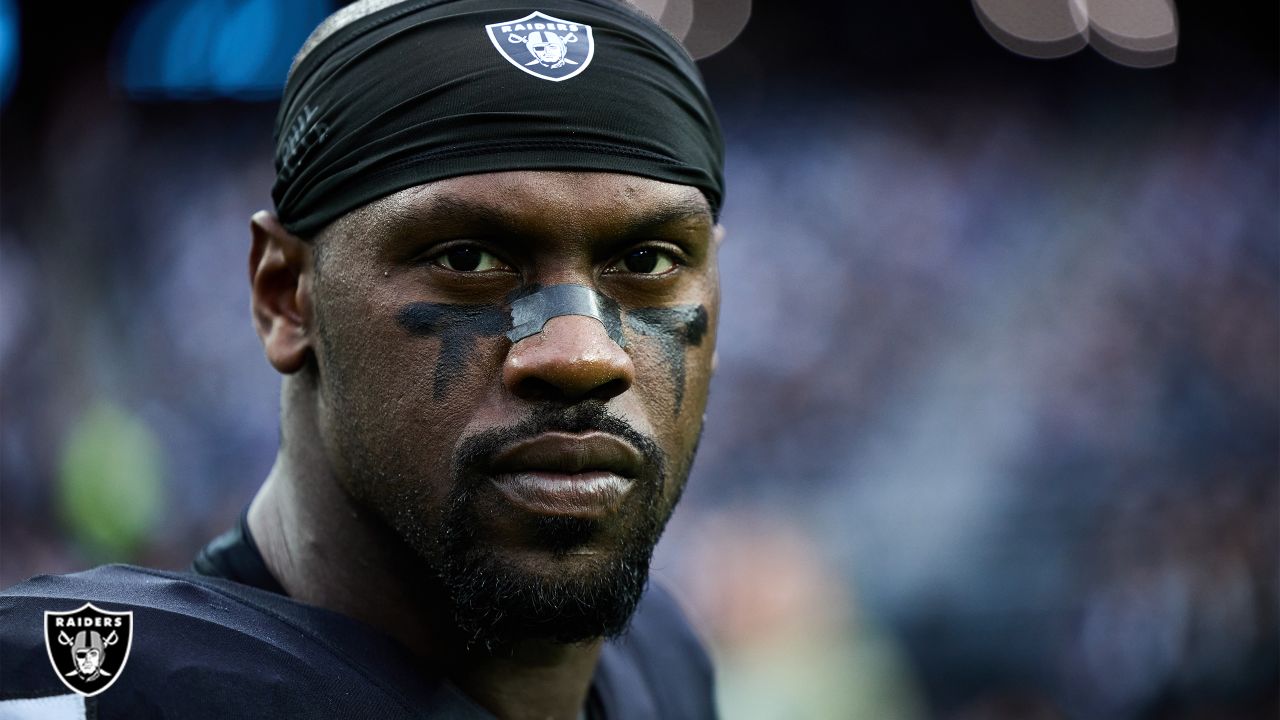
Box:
xmin=433 ymin=499 xmax=661 ymax=649
xmin=440 ymin=541 xmax=654 ymax=649
xmin=490 ymin=531 xmax=639 ymax=582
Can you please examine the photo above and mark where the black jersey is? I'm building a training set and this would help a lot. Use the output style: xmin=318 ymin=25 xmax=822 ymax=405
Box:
xmin=0 ymin=512 xmax=717 ymax=719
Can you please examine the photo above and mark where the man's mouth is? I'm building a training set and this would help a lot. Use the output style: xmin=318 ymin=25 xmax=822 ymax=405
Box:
xmin=487 ymin=432 xmax=643 ymax=518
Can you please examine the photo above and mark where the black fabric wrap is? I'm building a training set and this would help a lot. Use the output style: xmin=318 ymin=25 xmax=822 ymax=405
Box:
xmin=272 ymin=0 xmax=724 ymax=237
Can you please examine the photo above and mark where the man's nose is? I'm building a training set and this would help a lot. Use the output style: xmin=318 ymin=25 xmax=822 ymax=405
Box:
xmin=503 ymin=314 xmax=634 ymax=402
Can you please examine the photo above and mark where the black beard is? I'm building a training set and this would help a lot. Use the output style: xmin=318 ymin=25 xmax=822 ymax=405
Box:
xmin=435 ymin=403 xmax=676 ymax=651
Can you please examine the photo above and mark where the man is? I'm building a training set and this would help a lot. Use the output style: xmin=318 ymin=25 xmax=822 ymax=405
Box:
xmin=0 ymin=0 xmax=725 ymax=717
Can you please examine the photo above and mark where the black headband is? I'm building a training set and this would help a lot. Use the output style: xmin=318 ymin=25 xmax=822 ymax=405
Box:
xmin=272 ymin=0 xmax=725 ymax=237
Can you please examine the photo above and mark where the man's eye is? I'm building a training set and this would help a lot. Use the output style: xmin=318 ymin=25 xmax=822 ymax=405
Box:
xmin=432 ymin=246 xmax=506 ymax=272
xmin=609 ymin=248 xmax=676 ymax=275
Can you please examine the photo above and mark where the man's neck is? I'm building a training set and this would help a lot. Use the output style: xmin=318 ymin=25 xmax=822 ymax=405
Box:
xmin=247 ymin=381 xmax=602 ymax=720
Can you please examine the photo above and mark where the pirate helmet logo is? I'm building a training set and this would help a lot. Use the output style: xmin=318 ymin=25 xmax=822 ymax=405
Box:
xmin=44 ymin=603 xmax=134 ymax=696
xmin=485 ymin=11 xmax=595 ymax=82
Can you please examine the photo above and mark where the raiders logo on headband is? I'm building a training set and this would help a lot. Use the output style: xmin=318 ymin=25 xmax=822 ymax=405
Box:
xmin=44 ymin=603 xmax=134 ymax=696
xmin=485 ymin=11 xmax=595 ymax=82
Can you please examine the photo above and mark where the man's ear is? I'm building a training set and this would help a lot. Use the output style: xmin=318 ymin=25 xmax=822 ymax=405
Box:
xmin=249 ymin=211 xmax=314 ymax=374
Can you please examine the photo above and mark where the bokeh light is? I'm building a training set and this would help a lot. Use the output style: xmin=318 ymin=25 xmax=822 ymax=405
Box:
xmin=1087 ymin=0 xmax=1178 ymax=68
xmin=57 ymin=402 xmax=165 ymax=561
xmin=683 ymin=0 xmax=751 ymax=60
xmin=972 ymin=0 xmax=1089 ymax=60
xmin=115 ymin=0 xmax=331 ymax=100
xmin=629 ymin=0 xmax=751 ymax=59
xmin=973 ymin=0 xmax=1178 ymax=67
xmin=0 ymin=0 xmax=17 ymax=107
xmin=631 ymin=0 xmax=694 ymax=42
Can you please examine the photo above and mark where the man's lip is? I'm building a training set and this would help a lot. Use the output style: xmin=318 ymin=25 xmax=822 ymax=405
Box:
xmin=489 ymin=431 xmax=644 ymax=478
xmin=491 ymin=472 xmax=633 ymax=518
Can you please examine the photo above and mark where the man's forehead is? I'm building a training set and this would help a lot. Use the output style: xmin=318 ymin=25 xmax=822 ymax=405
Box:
xmin=362 ymin=171 xmax=714 ymax=235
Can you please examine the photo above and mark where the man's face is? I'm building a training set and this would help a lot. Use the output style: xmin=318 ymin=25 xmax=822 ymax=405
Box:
xmin=307 ymin=172 xmax=718 ymax=647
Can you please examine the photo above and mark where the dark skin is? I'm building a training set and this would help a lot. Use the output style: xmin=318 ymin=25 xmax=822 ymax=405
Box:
xmin=395 ymin=286 xmax=708 ymax=403
xmin=245 ymin=171 xmax=721 ymax=720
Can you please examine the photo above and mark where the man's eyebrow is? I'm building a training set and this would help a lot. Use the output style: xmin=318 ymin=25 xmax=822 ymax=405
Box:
xmin=620 ymin=197 xmax=714 ymax=235
xmin=387 ymin=194 xmax=515 ymax=230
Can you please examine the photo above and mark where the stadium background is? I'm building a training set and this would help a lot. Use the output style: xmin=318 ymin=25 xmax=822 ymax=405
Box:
xmin=1 ymin=1 xmax=1275 ymax=717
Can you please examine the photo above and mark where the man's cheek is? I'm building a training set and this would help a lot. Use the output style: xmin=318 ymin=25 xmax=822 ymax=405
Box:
xmin=321 ymin=333 xmax=449 ymax=461
xmin=397 ymin=302 xmax=509 ymax=399
xmin=625 ymin=304 xmax=710 ymax=414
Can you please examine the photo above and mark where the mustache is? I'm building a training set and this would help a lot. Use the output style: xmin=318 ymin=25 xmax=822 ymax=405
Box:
xmin=453 ymin=402 xmax=665 ymax=482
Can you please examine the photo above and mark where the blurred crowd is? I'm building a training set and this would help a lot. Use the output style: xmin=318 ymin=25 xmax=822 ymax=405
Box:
xmin=2 ymin=2 xmax=1276 ymax=718
xmin=658 ymin=91 xmax=1278 ymax=719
